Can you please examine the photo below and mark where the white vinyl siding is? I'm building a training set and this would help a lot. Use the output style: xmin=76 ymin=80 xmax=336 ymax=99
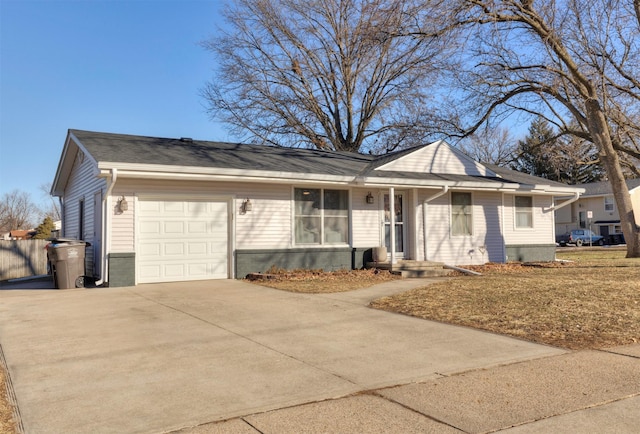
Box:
xmin=352 ymin=188 xmax=382 ymax=248
xmin=504 ymin=194 xmax=554 ymax=245
xmin=420 ymin=190 xmax=503 ymax=265
xmin=375 ymin=141 xmax=492 ymax=176
xmin=110 ymin=194 xmax=135 ymax=253
xmin=112 ymin=179 xmax=292 ymax=251
xmin=61 ymin=148 xmax=106 ymax=277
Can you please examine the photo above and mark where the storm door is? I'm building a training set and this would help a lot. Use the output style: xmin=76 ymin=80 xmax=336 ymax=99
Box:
xmin=383 ymin=192 xmax=407 ymax=258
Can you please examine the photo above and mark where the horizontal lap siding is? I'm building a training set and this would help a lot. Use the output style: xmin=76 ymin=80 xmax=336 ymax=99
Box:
xmin=503 ymin=194 xmax=554 ymax=245
xmin=111 ymin=179 xmax=292 ymax=251
xmin=352 ymin=188 xmax=381 ymax=248
xmin=111 ymin=196 xmax=135 ymax=253
xmin=422 ymin=191 xmax=504 ymax=265
xmin=62 ymin=151 xmax=106 ymax=277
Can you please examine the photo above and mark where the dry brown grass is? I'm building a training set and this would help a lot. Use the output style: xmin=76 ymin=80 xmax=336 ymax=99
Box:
xmin=371 ymin=248 xmax=640 ymax=350
xmin=245 ymin=267 xmax=401 ymax=293
xmin=1 ymin=363 xmax=17 ymax=434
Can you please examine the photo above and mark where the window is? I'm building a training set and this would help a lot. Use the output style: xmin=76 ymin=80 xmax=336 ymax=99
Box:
xmin=78 ymin=198 xmax=85 ymax=240
xmin=294 ymin=188 xmax=348 ymax=244
xmin=451 ymin=192 xmax=472 ymax=236
xmin=515 ymin=196 xmax=533 ymax=228
xmin=604 ymin=196 xmax=614 ymax=212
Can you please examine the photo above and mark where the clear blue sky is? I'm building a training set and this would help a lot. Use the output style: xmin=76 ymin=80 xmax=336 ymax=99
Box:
xmin=0 ymin=0 xmax=234 ymax=209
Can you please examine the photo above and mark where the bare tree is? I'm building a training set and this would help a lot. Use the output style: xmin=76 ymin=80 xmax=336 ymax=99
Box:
xmin=456 ymin=126 xmax=516 ymax=165
xmin=38 ymin=182 xmax=61 ymax=221
xmin=202 ymin=0 xmax=450 ymax=153
xmin=0 ymin=190 xmax=37 ymax=233
xmin=439 ymin=0 xmax=640 ymax=257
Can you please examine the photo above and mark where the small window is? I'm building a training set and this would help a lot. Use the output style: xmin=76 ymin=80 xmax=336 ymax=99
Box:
xmin=294 ymin=188 xmax=348 ymax=245
xmin=515 ymin=196 xmax=533 ymax=228
xmin=604 ymin=197 xmax=614 ymax=212
xmin=451 ymin=192 xmax=472 ymax=236
xmin=78 ymin=198 xmax=85 ymax=240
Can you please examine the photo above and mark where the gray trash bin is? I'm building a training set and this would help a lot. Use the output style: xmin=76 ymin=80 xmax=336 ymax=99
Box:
xmin=47 ymin=239 xmax=89 ymax=289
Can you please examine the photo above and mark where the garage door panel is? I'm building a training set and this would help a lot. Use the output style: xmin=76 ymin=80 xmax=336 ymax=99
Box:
xmin=187 ymin=242 xmax=207 ymax=255
xmin=164 ymin=264 xmax=186 ymax=277
xmin=139 ymin=201 xmax=161 ymax=213
xmin=138 ymin=199 xmax=228 ymax=283
xmin=164 ymin=221 xmax=185 ymax=234
xmin=163 ymin=201 xmax=185 ymax=213
xmin=139 ymin=265 xmax=161 ymax=280
xmin=164 ymin=242 xmax=185 ymax=256
xmin=140 ymin=221 xmax=161 ymax=235
xmin=139 ymin=243 xmax=161 ymax=256
xmin=188 ymin=221 xmax=207 ymax=234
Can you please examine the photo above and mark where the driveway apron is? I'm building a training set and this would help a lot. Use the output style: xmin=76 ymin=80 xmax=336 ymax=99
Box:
xmin=0 ymin=279 xmax=565 ymax=433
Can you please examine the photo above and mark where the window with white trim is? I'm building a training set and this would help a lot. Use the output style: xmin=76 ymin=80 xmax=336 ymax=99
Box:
xmin=604 ymin=196 xmax=614 ymax=212
xmin=294 ymin=188 xmax=348 ymax=245
xmin=78 ymin=198 xmax=85 ymax=240
xmin=515 ymin=196 xmax=534 ymax=228
xmin=451 ymin=192 xmax=472 ymax=236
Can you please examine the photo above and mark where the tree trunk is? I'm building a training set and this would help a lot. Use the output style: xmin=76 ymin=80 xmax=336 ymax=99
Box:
xmin=585 ymin=99 xmax=640 ymax=258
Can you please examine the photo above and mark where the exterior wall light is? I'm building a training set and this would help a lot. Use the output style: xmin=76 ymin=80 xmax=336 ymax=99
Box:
xmin=242 ymin=198 xmax=252 ymax=213
xmin=118 ymin=196 xmax=128 ymax=213
xmin=366 ymin=192 xmax=374 ymax=204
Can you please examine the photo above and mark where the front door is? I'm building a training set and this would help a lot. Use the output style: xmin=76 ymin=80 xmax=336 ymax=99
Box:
xmin=384 ymin=192 xmax=406 ymax=258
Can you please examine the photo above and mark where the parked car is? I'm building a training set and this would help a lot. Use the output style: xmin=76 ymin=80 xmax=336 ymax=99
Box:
xmin=556 ymin=229 xmax=605 ymax=247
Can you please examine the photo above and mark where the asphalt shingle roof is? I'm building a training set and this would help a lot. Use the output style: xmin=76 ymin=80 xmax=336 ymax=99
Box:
xmin=70 ymin=129 xmax=578 ymax=190
xmin=574 ymin=179 xmax=640 ymax=196
xmin=71 ymin=129 xmax=375 ymax=177
xmin=483 ymin=164 xmax=573 ymax=189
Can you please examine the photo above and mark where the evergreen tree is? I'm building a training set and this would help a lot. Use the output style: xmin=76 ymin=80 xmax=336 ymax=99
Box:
xmin=511 ymin=117 xmax=559 ymax=179
xmin=512 ymin=118 xmax=604 ymax=184
xmin=33 ymin=216 xmax=54 ymax=240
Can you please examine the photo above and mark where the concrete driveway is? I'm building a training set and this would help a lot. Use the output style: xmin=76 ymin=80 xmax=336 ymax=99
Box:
xmin=0 ymin=279 xmax=565 ymax=433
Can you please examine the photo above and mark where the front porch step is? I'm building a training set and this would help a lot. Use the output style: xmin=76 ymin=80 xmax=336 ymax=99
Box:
xmin=366 ymin=260 xmax=453 ymax=278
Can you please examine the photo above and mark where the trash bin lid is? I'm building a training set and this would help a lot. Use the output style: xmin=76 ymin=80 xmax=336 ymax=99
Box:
xmin=48 ymin=238 xmax=91 ymax=247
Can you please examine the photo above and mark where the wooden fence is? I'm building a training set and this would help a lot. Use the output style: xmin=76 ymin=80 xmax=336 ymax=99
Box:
xmin=0 ymin=240 xmax=49 ymax=281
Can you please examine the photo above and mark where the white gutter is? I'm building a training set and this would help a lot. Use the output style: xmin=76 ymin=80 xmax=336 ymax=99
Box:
xmin=94 ymin=168 xmax=117 ymax=286
xmin=549 ymin=192 xmax=581 ymax=249
xmin=422 ymin=186 xmax=449 ymax=261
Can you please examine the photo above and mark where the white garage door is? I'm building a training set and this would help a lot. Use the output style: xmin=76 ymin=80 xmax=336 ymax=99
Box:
xmin=138 ymin=199 xmax=228 ymax=283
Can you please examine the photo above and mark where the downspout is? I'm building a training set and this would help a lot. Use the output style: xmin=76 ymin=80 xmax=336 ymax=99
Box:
xmin=548 ymin=192 xmax=581 ymax=212
xmin=58 ymin=197 xmax=64 ymax=236
xmin=422 ymin=186 xmax=449 ymax=261
xmin=95 ymin=168 xmax=117 ymax=286
xmin=548 ymin=192 xmax=581 ymax=251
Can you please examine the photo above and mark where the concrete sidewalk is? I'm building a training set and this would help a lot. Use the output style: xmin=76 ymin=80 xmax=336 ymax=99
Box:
xmin=1 ymin=278 xmax=637 ymax=433
xmin=181 ymin=345 xmax=640 ymax=434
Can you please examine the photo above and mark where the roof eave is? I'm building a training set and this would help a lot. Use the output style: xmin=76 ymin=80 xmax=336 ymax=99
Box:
xmin=51 ymin=131 xmax=100 ymax=197
xmin=96 ymin=162 xmax=585 ymax=194
xmin=97 ymin=163 xmax=355 ymax=185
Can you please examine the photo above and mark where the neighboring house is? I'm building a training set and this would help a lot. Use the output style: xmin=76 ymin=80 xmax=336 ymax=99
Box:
xmin=51 ymin=129 xmax=583 ymax=287
xmin=555 ymin=179 xmax=640 ymax=239
xmin=7 ymin=229 xmax=36 ymax=240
